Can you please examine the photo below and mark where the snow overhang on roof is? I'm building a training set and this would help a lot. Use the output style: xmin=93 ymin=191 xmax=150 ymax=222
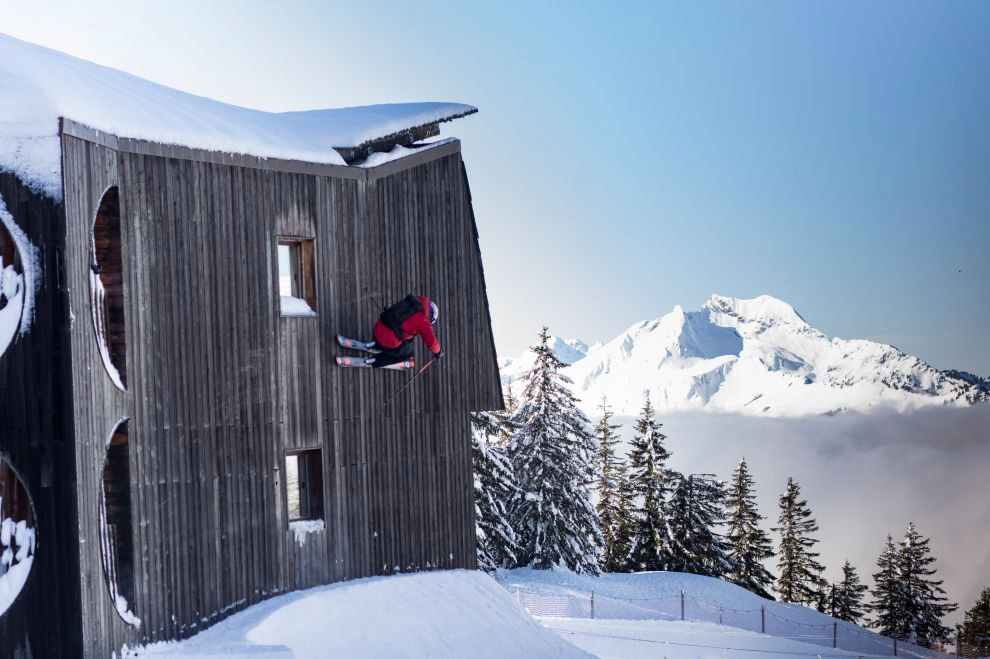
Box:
xmin=0 ymin=32 xmax=477 ymax=199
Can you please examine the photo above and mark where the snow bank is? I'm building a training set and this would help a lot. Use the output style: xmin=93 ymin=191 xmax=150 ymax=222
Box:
xmin=0 ymin=32 xmax=476 ymax=199
xmin=498 ymin=569 xmax=951 ymax=659
xmin=0 ymin=194 xmax=40 ymax=358
xmin=130 ymin=570 xmax=587 ymax=658
xmin=543 ymin=617 xmax=865 ymax=659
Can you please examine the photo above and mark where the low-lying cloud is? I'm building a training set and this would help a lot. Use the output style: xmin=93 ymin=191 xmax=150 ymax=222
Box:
xmin=609 ymin=404 xmax=990 ymax=625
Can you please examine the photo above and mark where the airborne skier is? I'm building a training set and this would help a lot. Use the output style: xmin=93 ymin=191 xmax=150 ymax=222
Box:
xmin=337 ymin=293 xmax=443 ymax=369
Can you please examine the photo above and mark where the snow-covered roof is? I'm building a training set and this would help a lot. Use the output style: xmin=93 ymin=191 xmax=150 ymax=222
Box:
xmin=0 ymin=33 xmax=476 ymax=199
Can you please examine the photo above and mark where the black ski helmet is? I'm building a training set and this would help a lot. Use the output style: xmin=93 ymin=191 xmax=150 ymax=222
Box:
xmin=428 ymin=300 xmax=439 ymax=325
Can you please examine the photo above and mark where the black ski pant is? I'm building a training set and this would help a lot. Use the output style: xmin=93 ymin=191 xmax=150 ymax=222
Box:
xmin=370 ymin=339 xmax=414 ymax=368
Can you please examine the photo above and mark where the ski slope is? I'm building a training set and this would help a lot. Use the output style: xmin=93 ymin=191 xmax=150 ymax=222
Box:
xmin=497 ymin=568 xmax=953 ymax=659
xmin=128 ymin=570 xmax=588 ymax=658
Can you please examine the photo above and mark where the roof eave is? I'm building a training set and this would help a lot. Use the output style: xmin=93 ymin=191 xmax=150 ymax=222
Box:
xmin=333 ymin=108 xmax=477 ymax=166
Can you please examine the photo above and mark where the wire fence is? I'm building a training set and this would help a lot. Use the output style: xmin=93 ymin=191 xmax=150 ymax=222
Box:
xmin=513 ymin=586 xmax=956 ymax=659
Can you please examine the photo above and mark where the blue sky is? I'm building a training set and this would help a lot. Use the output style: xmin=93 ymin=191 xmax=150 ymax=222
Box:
xmin=3 ymin=1 xmax=988 ymax=373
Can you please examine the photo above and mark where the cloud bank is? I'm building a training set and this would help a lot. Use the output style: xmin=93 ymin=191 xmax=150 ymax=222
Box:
xmin=609 ymin=404 xmax=990 ymax=624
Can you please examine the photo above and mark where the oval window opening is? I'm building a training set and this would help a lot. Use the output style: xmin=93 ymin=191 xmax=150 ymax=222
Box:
xmin=91 ymin=186 xmax=127 ymax=390
xmin=0 ymin=213 xmax=26 ymax=359
xmin=99 ymin=419 xmax=140 ymax=627
xmin=0 ymin=458 xmax=36 ymax=617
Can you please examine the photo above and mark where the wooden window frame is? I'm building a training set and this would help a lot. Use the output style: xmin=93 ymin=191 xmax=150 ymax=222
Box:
xmin=285 ymin=448 xmax=324 ymax=522
xmin=276 ymin=237 xmax=317 ymax=314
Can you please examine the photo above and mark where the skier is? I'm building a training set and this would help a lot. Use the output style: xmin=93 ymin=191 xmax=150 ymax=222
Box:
xmin=337 ymin=293 xmax=443 ymax=368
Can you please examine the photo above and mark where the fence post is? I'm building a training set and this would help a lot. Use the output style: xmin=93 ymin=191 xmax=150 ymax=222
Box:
xmin=680 ymin=591 xmax=685 ymax=621
xmin=590 ymin=591 xmax=595 ymax=620
xmin=719 ymin=608 xmax=723 ymax=625
xmin=833 ymin=622 xmax=837 ymax=648
xmin=761 ymin=606 xmax=765 ymax=633
xmin=515 ymin=585 xmax=521 ymax=606
xmin=893 ymin=637 xmax=897 ymax=656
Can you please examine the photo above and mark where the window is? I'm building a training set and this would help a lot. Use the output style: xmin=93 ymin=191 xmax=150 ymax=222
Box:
xmin=0 ymin=458 xmax=36 ymax=617
xmin=0 ymin=215 xmax=25 ymax=358
xmin=91 ymin=186 xmax=127 ymax=389
xmin=285 ymin=449 xmax=324 ymax=521
xmin=99 ymin=419 xmax=139 ymax=626
xmin=277 ymin=238 xmax=316 ymax=317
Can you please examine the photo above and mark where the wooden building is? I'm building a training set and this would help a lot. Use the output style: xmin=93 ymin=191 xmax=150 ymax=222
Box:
xmin=0 ymin=35 xmax=501 ymax=658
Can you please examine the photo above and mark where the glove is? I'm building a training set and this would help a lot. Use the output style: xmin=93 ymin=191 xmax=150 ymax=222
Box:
xmin=432 ymin=350 xmax=445 ymax=360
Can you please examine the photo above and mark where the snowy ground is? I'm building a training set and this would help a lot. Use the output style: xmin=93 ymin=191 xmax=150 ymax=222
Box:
xmin=496 ymin=568 xmax=949 ymax=659
xmin=124 ymin=568 xmax=950 ymax=658
xmin=129 ymin=570 xmax=587 ymax=658
xmin=542 ymin=617 xmax=863 ymax=658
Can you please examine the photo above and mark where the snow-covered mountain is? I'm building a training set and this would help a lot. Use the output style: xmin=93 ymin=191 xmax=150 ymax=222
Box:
xmin=499 ymin=336 xmax=596 ymax=387
xmin=501 ymin=294 xmax=989 ymax=417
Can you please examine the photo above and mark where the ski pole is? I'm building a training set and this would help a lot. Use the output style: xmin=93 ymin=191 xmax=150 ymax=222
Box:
xmin=364 ymin=288 xmax=386 ymax=313
xmin=384 ymin=357 xmax=437 ymax=408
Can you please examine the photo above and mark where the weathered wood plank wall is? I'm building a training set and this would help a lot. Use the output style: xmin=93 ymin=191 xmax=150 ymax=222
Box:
xmin=0 ymin=172 xmax=81 ymax=658
xmin=54 ymin=131 xmax=502 ymax=655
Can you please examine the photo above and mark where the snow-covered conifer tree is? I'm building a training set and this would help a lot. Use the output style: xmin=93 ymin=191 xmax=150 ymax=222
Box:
xmin=625 ymin=398 xmax=675 ymax=571
xmin=471 ymin=412 xmax=519 ymax=571
xmin=725 ymin=457 xmax=775 ymax=598
xmin=959 ymin=587 xmax=990 ymax=652
xmin=507 ymin=327 xmax=602 ymax=573
xmin=897 ymin=523 xmax=957 ymax=647
xmin=871 ymin=535 xmax=906 ymax=638
xmin=828 ymin=560 xmax=869 ymax=624
xmin=593 ymin=396 xmax=633 ymax=572
xmin=666 ymin=473 xmax=733 ymax=577
xmin=773 ymin=477 xmax=826 ymax=605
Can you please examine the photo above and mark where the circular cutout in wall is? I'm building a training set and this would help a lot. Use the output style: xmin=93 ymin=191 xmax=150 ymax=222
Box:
xmin=99 ymin=418 xmax=140 ymax=627
xmin=90 ymin=186 xmax=127 ymax=390
xmin=0 ymin=458 xmax=36 ymax=617
xmin=0 ymin=200 xmax=27 ymax=359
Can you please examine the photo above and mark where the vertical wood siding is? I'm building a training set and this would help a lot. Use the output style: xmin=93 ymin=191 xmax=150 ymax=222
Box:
xmin=0 ymin=172 xmax=81 ymax=658
xmin=50 ymin=134 xmax=502 ymax=655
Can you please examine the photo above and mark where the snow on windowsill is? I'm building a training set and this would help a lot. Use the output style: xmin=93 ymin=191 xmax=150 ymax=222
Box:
xmin=280 ymin=296 xmax=317 ymax=318
xmin=289 ymin=519 xmax=325 ymax=547
xmin=115 ymin=593 xmax=142 ymax=629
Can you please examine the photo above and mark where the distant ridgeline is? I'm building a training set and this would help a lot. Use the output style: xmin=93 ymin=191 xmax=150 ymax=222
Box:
xmin=0 ymin=32 xmax=502 ymax=656
xmin=500 ymin=294 xmax=989 ymax=418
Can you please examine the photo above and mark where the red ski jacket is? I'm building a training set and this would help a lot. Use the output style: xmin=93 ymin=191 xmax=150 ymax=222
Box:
xmin=373 ymin=295 xmax=441 ymax=354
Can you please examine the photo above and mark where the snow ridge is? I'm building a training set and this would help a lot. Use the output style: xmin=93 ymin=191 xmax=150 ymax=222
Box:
xmin=501 ymin=294 xmax=988 ymax=418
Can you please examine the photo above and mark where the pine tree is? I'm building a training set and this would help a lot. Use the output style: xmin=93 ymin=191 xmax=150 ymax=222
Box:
xmin=725 ymin=457 xmax=775 ymax=598
xmin=666 ymin=473 xmax=733 ymax=577
xmin=772 ymin=477 xmax=826 ymax=605
xmin=625 ymin=397 xmax=675 ymax=571
xmin=507 ymin=327 xmax=602 ymax=573
xmin=504 ymin=382 xmax=518 ymax=415
xmin=593 ymin=396 xmax=634 ymax=573
xmin=471 ymin=412 xmax=519 ymax=571
xmin=871 ymin=535 xmax=906 ymax=638
xmin=828 ymin=560 xmax=869 ymax=624
xmin=898 ymin=523 xmax=957 ymax=647
xmin=959 ymin=587 xmax=990 ymax=653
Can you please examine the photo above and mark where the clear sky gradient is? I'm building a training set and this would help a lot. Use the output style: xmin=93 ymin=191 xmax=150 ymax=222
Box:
xmin=3 ymin=1 xmax=987 ymax=373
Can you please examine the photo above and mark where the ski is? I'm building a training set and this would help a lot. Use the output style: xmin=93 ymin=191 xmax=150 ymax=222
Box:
xmin=337 ymin=335 xmax=379 ymax=353
xmin=335 ymin=356 xmax=414 ymax=370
